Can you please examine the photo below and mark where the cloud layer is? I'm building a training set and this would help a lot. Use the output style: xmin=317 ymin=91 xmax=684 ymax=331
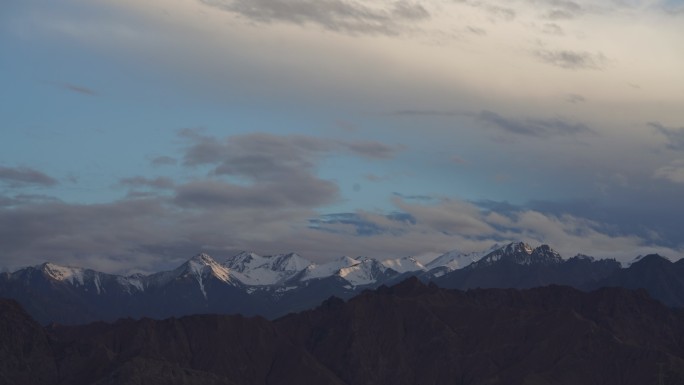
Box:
xmin=1 ymin=0 xmax=683 ymax=273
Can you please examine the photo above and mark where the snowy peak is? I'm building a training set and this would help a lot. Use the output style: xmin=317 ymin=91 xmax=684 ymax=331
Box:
xmin=382 ymin=256 xmax=426 ymax=273
xmin=223 ymin=251 xmax=261 ymax=273
xmin=302 ymin=256 xmax=358 ymax=281
xmin=223 ymin=251 xmax=313 ymax=286
xmin=426 ymin=244 xmax=503 ymax=272
xmin=39 ymin=263 xmax=86 ymax=285
xmin=34 ymin=263 xmax=117 ymax=295
xmin=176 ymin=253 xmax=232 ymax=284
xmin=530 ymin=244 xmax=563 ymax=265
xmin=302 ymin=256 xmax=392 ymax=287
xmin=189 ymin=253 xmax=218 ymax=266
xmin=338 ymin=257 xmax=390 ymax=287
xmin=469 ymin=242 xmax=563 ymax=268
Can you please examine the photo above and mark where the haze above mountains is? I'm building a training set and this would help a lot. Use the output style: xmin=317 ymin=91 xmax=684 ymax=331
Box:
xmin=3 ymin=242 xmax=684 ymax=325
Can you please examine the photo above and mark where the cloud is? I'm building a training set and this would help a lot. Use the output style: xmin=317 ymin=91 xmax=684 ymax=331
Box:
xmin=63 ymin=83 xmax=97 ymax=96
xmin=541 ymin=23 xmax=563 ymax=35
xmin=485 ymin=5 xmax=516 ymax=21
xmin=466 ymin=26 xmax=487 ymax=35
xmin=200 ymin=0 xmax=430 ymax=35
xmin=0 ymin=194 xmax=61 ymax=208
xmin=564 ymin=93 xmax=586 ymax=103
xmin=1 ymin=189 xmax=680 ymax=272
xmin=654 ymin=160 xmax=684 ymax=184
xmin=392 ymin=192 xmax=433 ymax=201
xmin=0 ymin=166 xmax=59 ymax=187
xmin=310 ymin=212 xmax=401 ymax=236
xmin=181 ymin=131 xmax=400 ymax=179
xmin=477 ymin=110 xmax=593 ymax=137
xmin=544 ymin=0 xmax=583 ymax=20
xmin=534 ymin=49 xmax=608 ymax=70
xmin=391 ymin=109 xmax=461 ymax=117
xmin=650 ymin=122 xmax=684 ymax=150
xmin=394 ymin=196 xmax=496 ymax=236
xmin=173 ymin=178 xmax=338 ymax=209
xmin=119 ymin=176 xmax=175 ymax=190
xmin=150 ymin=156 xmax=177 ymax=167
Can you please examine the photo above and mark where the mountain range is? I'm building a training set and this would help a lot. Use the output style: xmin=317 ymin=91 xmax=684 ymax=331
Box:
xmin=3 ymin=279 xmax=684 ymax=385
xmin=1 ymin=242 xmax=683 ymax=324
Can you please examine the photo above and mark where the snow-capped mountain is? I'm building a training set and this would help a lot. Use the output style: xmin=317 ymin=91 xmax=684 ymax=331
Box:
xmin=468 ymin=242 xmax=563 ymax=268
xmin=382 ymin=256 xmax=426 ymax=273
xmin=223 ymin=251 xmax=311 ymax=286
xmin=337 ymin=256 xmax=393 ymax=287
xmin=301 ymin=255 xmax=358 ymax=281
xmin=424 ymin=243 xmax=503 ymax=276
xmin=2 ymin=242 xmax=661 ymax=325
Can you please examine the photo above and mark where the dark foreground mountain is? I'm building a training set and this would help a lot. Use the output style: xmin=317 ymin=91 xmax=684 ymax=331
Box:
xmin=3 ymin=279 xmax=684 ymax=385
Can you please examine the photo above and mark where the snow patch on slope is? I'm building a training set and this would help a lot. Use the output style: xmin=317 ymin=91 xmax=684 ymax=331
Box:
xmin=40 ymin=263 xmax=85 ymax=285
xmin=382 ymin=256 xmax=426 ymax=273
xmin=224 ymin=252 xmax=313 ymax=286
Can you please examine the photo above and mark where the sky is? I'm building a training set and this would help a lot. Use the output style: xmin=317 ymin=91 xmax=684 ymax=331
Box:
xmin=1 ymin=0 xmax=684 ymax=273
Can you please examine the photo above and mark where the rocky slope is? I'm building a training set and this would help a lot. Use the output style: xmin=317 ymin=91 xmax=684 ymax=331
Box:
xmin=3 ymin=280 xmax=684 ymax=385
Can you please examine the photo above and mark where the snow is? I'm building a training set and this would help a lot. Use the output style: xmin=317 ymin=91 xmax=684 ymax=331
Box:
xmin=185 ymin=253 xmax=234 ymax=298
xmin=301 ymin=256 xmax=358 ymax=281
xmin=224 ymin=252 xmax=313 ymax=286
xmin=118 ymin=276 xmax=145 ymax=293
xmin=337 ymin=257 xmax=388 ymax=287
xmin=41 ymin=263 xmax=85 ymax=285
xmin=93 ymin=274 xmax=102 ymax=294
xmin=426 ymin=243 xmax=501 ymax=271
xmin=382 ymin=256 xmax=426 ymax=273
xmin=301 ymin=256 xmax=389 ymax=287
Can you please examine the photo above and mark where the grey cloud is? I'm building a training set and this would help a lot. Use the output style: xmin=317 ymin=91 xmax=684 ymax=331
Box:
xmin=310 ymin=213 xmax=390 ymax=236
xmin=310 ymin=211 xmax=417 ymax=236
xmin=176 ymin=131 xmax=402 ymax=210
xmin=535 ymin=49 xmax=608 ymax=70
xmin=467 ymin=26 xmax=487 ymax=35
xmin=565 ymin=93 xmax=586 ymax=103
xmin=654 ymin=160 xmax=684 ymax=184
xmin=0 ymin=199 xmax=172 ymax=271
xmin=201 ymin=0 xmax=430 ymax=35
xmin=174 ymin=177 xmax=338 ymax=209
xmin=392 ymin=1 xmax=430 ymax=20
xmin=391 ymin=109 xmax=460 ymax=116
xmin=182 ymin=132 xmax=399 ymax=180
xmin=150 ymin=156 xmax=177 ymax=167
xmin=455 ymin=1 xmax=515 ymax=21
xmin=119 ymin=176 xmax=175 ymax=190
xmin=63 ymin=83 xmax=97 ymax=96
xmin=364 ymin=174 xmax=387 ymax=182
xmin=1 ymin=187 xmax=679 ymax=272
xmin=393 ymin=192 xmax=434 ymax=201
xmin=486 ymin=5 xmax=516 ymax=21
xmin=544 ymin=0 xmax=583 ymax=19
xmin=650 ymin=122 xmax=684 ymax=151
xmin=344 ymin=140 xmax=399 ymax=159
xmin=0 ymin=166 xmax=59 ymax=187
xmin=0 ymin=194 xmax=60 ymax=208
xmin=542 ymin=23 xmax=563 ymax=35
xmin=478 ymin=110 xmax=593 ymax=138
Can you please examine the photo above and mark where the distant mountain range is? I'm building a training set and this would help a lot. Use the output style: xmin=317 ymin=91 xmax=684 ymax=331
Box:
xmin=3 ymin=279 xmax=684 ymax=385
xmin=1 ymin=242 xmax=683 ymax=324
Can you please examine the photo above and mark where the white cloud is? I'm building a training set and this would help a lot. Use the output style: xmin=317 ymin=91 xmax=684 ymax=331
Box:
xmin=654 ymin=159 xmax=684 ymax=184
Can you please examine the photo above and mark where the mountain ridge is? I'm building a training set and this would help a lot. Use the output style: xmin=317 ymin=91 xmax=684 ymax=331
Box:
xmin=2 ymin=242 xmax=683 ymax=325
xmin=4 ymin=281 xmax=684 ymax=385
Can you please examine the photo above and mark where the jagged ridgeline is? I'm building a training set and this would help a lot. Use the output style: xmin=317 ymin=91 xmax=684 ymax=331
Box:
xmin=1 ymin=242 xmax=683 ymax=324
xmin=3 ymin=280 xmax=684 ymax=385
